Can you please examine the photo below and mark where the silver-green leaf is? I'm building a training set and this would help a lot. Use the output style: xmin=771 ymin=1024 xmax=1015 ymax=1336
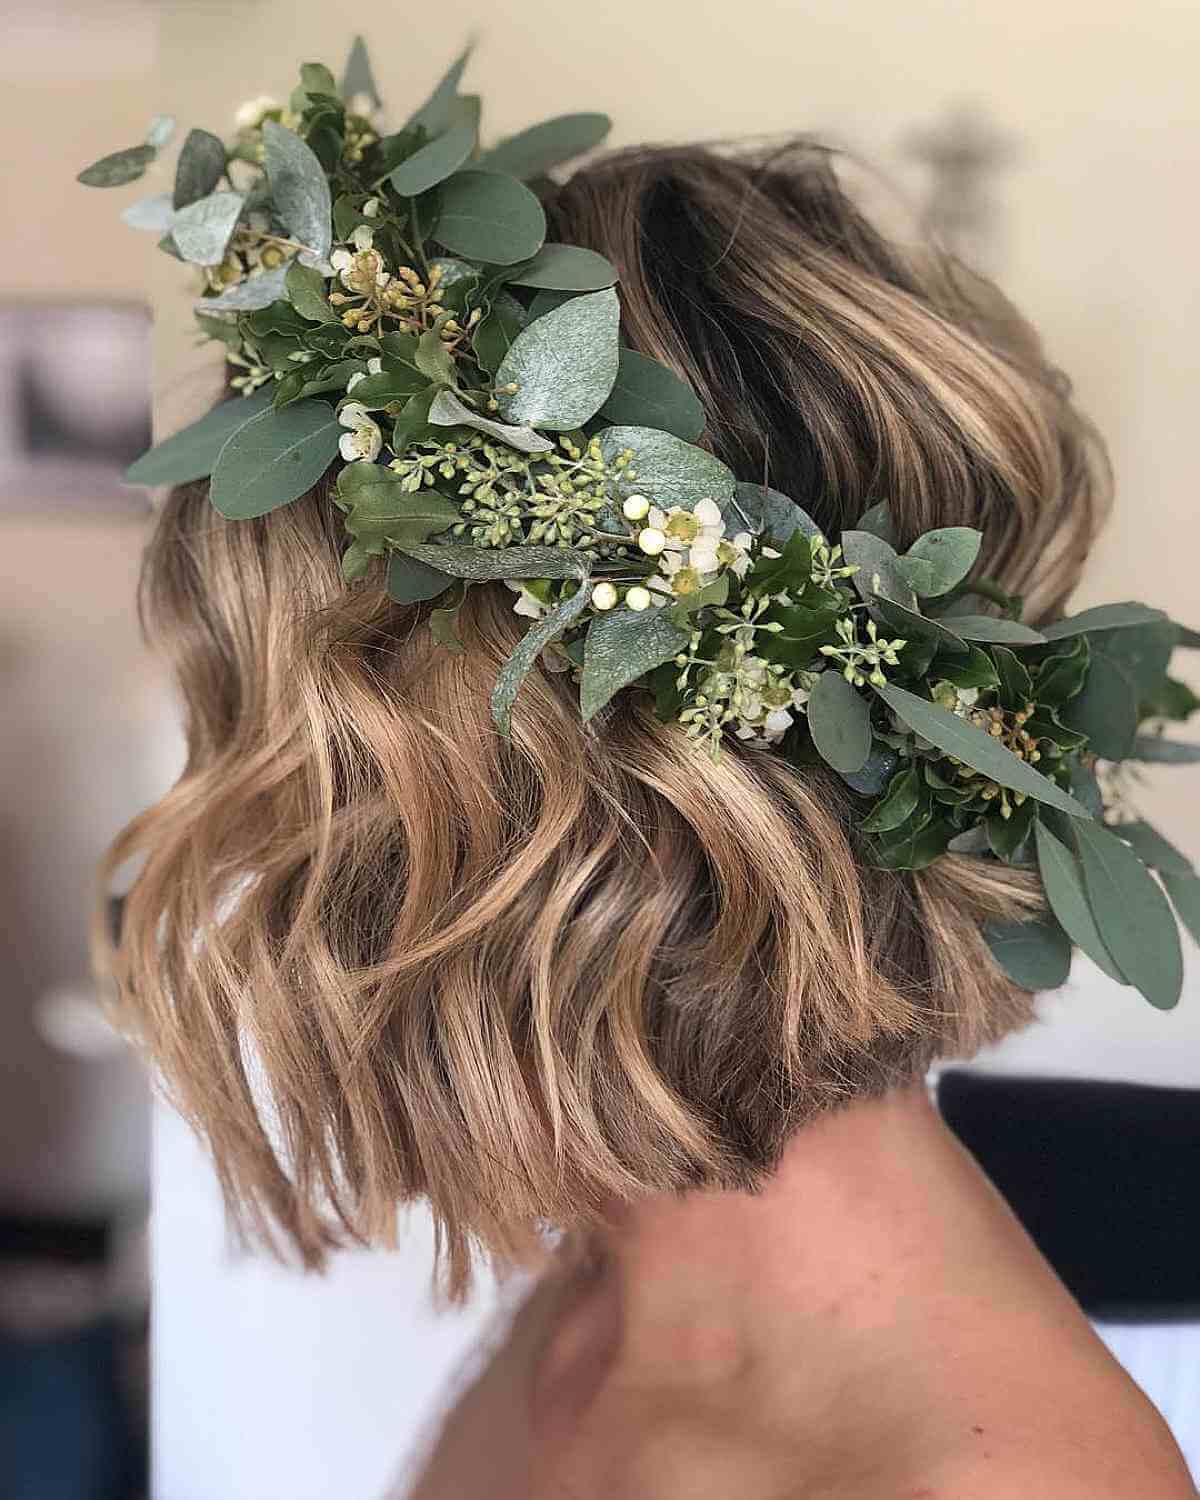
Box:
xmin=120 ymin=193 xmax=175 ymax=232
xmin=903 ymin=527 xmax=981 ymax=596
xmin=808 ymin=671 xmax=872 ymax=774
xmin=495 ymin=288 xmax=620 ymax=431
xmin=77 ymin=144 xmax=156 ymax=188
xmin=210 ymin=401 xmax=340 ymax=519
xmin=1041 ymin=602 xmax=1168 ymax=641
xmin=477 ymin=113 xmax=611 ymax=179
xmin=1033 ymin=821 xmax=1125 ymax=983
xmin=940 ymin=615 xmax=1045 ymax=645
xmin=389 ymin=96 xmax=480 ymax=196
xmin=171 ymin=191 xmax=245 ymax=266
xmin=984 ymin=915 xmax=1072 ymax=991
xmin=123 ymin=389 xmax=275 ymax=487
xmin=396 ymin=544 xmax=593 ymax=581
xmin=406 ymin=48 xmax=472 ymax=135
xmin=341 ymin=34 xmax=382 ymax=109
xmin=173 ymin=128 xmax=226 ymax=209
xmin=506 ymin=245 xmax=618 ymax=291
xmin=599 ymin=349 xmax=705 ymax=442
xmin=428 ymin=390 xmax=554 ymax=453
xmin=729 ymin=483 xmax=820 ymax=544
xmin=262 ymin=120 xmax=332 ymax=260
xmin=492 ymin=580 xmax=592 ymax=738
xmin=875 ymin=684 xmax=1091 ymax=818
xmin=597 ymin=426 xmax=736 ymax=508
xmin=198 ymin=263 xmax=291 ymax=313
xmin=580 ymin=606 xmax=691 ymax=722
xmin=433 ymin=169 xmax=546 ymax=265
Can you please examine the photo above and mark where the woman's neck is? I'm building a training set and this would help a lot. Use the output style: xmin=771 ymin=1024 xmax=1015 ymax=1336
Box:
xmin=529 ymin=1084 xmax=1189 ymax=1498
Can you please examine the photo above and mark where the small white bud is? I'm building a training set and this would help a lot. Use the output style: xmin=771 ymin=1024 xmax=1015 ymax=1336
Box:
xmin=622 ymin=494 xmax=651 ymax=521
xmin=591 ymin=581 xmax=619 ymax=611
xmin=625 ymin=586 xmax=653 ymax=611
xmin=362 ymin=197 xmax=381 ymax=218
xmin=637 ymin=527 xmax=667 ymax=556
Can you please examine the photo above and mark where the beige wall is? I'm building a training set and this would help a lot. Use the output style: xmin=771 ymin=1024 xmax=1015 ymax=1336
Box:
xmin=158 ymin=0 xmax=1200 ymax=850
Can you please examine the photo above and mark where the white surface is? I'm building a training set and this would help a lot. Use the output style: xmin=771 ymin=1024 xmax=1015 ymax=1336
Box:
xmin=153 ymin=959 xmax=1200 ymax=1500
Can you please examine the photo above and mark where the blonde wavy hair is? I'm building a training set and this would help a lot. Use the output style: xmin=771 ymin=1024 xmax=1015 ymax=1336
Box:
xmin=101 ymin=143 xmax=1109 ymax=1293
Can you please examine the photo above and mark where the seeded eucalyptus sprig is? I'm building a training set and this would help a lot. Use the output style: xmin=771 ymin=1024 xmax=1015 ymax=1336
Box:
xmin=83 ymin=39 xmax=1200 ymax=1009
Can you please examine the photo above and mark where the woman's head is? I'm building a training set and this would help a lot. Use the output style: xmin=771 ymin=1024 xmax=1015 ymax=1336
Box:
xmin=104 ymin=142 xmax=1107 ymax=1290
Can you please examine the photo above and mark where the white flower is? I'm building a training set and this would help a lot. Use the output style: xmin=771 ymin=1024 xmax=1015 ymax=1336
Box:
xmin=625 ymin=586 xmax=653 ymax=612
xmin=351 ymin=224 xmax=375 ymax=252
xmin=234 ymin=94 xmax=280 ymax=131
xmin=637 ymin=527 xmax=667 ymax=557
xmin=505 ymin=581 xmax=548 ymax=620
xmin=591 ymin=582 xmax=619 ymax=611
xmin=346 ymin=356 xmax=383 ymax=393
xmin=727 ymin=531 xmax=755 ymax=579
xmin=330 ymin=237 xmax=390 ymax=294
xmin=622 ymin=494 xmax=651 ymax=522
xmin=338 ymin=403 xmax=382 ymax=463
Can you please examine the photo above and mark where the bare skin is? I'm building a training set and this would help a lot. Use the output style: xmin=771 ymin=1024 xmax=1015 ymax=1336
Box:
xmin=408 ymin=1085 xmax=1195 ymax=1499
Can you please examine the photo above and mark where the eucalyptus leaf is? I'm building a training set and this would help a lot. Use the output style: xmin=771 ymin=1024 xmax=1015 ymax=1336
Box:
xmin=173 ymin=128 xmax=226 ymax=208
xmin=841 ymin=745 xmax=900 ymax=796
xmin=860 ymin=766 xmax=921 ymax=833
xmin=729 ymin=483 xmax=820 ymax=545
xmin=1115 ymin=821 xmax=1194 ymax=875
xmin=262 ymin=120 xmax=332 ymax=259
xmin=876 ymin=684 xmax=1090 ymax=818
xmin=1073 ymin=818 xmax=1183 ymax=1009
xmin=841 ymin=530 xmax=918 ymax=610
xmin=580 ymin=607 xmax=691 ymax=722
xmin=855 ymin=501 xmax=897 ymax=545
xmin=406 ymin=48 xmax=472 ymax=135
xmin=945 ymin=616 xmax=1045 ymax=645
xmin=434 ymin=168 xmax=546 ymax=265
xmin=341 ymin=34 xmax=382 ymax=109
xmin=120 ymin=193 xmax=175 ymax=231
xmin=171 ymin=190 xmax=245 ymax=266
xmin=478 ymin=112 xmax=611 ymax=179
xmin=599 ymin=349 xmax=705 ymax=442
xmin=1060 ymin=653 xmax=1138 ymax=760
xmin=77 ymin=144 xmax=156 ymax=188
xmin=506 ymin=244 xmax=618 ymax=291
xmin=1128 ymin=733 xmax=1200 ymax=764
xmin=209 ymin=401 xmax=340 ymax=519
xmin=495 ymin=288 xmax=619 ymax=430
xmin=123 ymin=388 xmax=275 ymax=486
xmin=984 ymin=915 xmax=1072 ymax=991
xmin=597 ymin=426 xmax=736 ymax=507
xmin=874 ymin=598 xmax=968 ymax=655
xmin=472 ymin=291 xmax=526 ymax=376
xmin=389 ymin=95 xmax=481 ymax=196
xmin=492 ymin=580 xmax=593 ymax=738
xmin=808 ymin=671 xmax=872 ymax=774
xmin=1041 ymin=602 xmax=1168 ymax=641
xmin=284 ymin=260 xmax=337 ymax=323
xmin=428 ymin=389 xmax=554 ymax=453
xmin=145 ymin=114 xmax=176 ymax=149
xmin=199 ymin=264 xmax=292 ymax=313
xmin=1033 ymin=821 xmax=1125 ymax=983
xmin=1161 ymin=872 xmax=1200 ymax=947
xmin=903 ymin=528 xmax=981 ymax=596
xmin=386 ymin=552 xmax=457 ymax=604
xmin=397 ymin=544 xmax=594 ymax=581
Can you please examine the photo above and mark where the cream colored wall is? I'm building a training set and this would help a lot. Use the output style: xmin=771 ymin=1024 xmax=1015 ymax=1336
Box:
xmin=159 ymin=0 xmax=1200 ymax=852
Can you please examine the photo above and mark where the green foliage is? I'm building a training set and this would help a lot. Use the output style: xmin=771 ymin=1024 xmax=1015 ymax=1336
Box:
xmin=336 ymin=464 xmax=460 ymax=577
xmin=209 ymin=401 xmax=340 ymax=519
xmin=262 ymin=120 xmax=332 ymax=260
xmin=478 ymin=113 xmax=611 ymax=179
xmin=78 ymin=144 xmax=157 ymax=187
xmin=492 ymin=580 xmax=593 ymax=737
xmin=434 ymin=169 xmax=546 ymax=265
xmin=495 ymin=289 xmax=620 ymax=430
xmin=285 ymin=261 xmax=337 ymax=323
xmin=124 ymin=389 xmax=274 ymax=486
xmin=340 ymin=35 xmax=382 ymax=109
xmin=984 ymin=916 xmax=1072 ymax=991
xmin=902 ymin=527 xmax=981 ymax=596
xmin=394 ymin=543 xmax=594 ymax=580
xmin=386 ymin=552 xmax=457 ymax=604
xmin=174 ymin=128 xmax=226 ymax=209
xmin=730 ymin=484 xmax=820 ymax=545
xmin=506 ymin=245 xmax=618 ymax=291
xmin=597 ymin=426 xmax=736 ymax=507
xmin=405 ymin=48 xmax=473 ymax=135
xmin=172 ymin=190 xmax=245 ymax=266
xmin=599 ymin=349 xmax=706 ymax=442
xmin=389 ymin=96 xmax=480 ymax=196
xmin=580 ymin=607 xmax=692 ymax=722
xmin=428 ymin=390 xmax=554 ymax=453
xmin=807 ymin=671 xmax=871 ymax=774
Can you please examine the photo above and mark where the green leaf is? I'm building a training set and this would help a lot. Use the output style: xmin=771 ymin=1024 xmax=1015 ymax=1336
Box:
xmin=145 ymin=114 xmax=176 ymax=149
xmin=173 ymin=128 xmax=226 ymax=208
xmin=337 ymin=465 xmax=460 ymax=561
xmin=386 ymin=552 xmax=457 ymax=604
xmin=210 ymin=401 xmax=340 ymax=519
xmin=396 ymin=543 xmax=593 ymax=581
xmin=123 ymin=388 xmax=275 ymax=486
xmin=861 ymin=766 xmax=921 ymax=833
xmin=78 ymin=143 xmax=156 ymax=187
xmin=526 ymin=288 xmax=577 ymax=321
xmin=756 ymin=599 xmax=844 ymax=670
xmin=171 ymin=190 xmax=245 ymax=266
xmin=992 ymin=645 xmax=1033 ymax=710
xmin=597 ymin=425 xmax=736 ymax=508
xmin=855 ymin=501 xmax=897 ymax=545
xmin=120 ymin=193 xmax=175 ymax=231
xmin=341 ymin=35 xmax=382 ymax=109
xmin=477 ymin=112 xmax=611 ymax=179
xmin=841 ymin=530 xmax=918 ymax=610
xmin=346 ymin=368 xmax=430 ymax=410
xmin=580 ymin=607 xmax=691 ymax=722
xmin=389 ymin=95 xmax=480 ymax=196
xmin=729 ymin=483 xmax=820 ymax=545
xmin=935 ymin=645 xmax=999 ymax=691
xmin=875 ymin=598 xmax=968 ymax=655
xmin=406 ymin=48 xmax=473 ymax=135
xmin=390 ymin=387 xmax=439 ymax=451
xmin=506 ymin=244 xmax=618 ymax=291
xmin=1142 ymin=674 xmax=1200 ymax=722
xmin=1033 ymin=821 xmax=1125 ymax=982
xmin=599 ymin=349 xmax=705 ymax=442
xmin=984 ymin=915 xmax=1072 ymax=991
xmin=1060 ymin=653 xmax=1138 ymax=760
xmin=1161 ymin=872 xmax=1200 ymax=947
xmin=841 ymin=744 xmax=900 ymax=796
xmin=414 ymin=326 xmax=458 ymax=385
xmin=428 ymin=389 xmax=554 ymax=453
xmin=430 ymin=581 xmax=469 ymax=653
xmin=492 ymin=579 xmax=593 ymax=738
xmin=434 ymin=168 xmax=546 ymax=265
xmin=1036 ymin=643 xmax=1091 ymax=707
xmin=199 ymin=263 xmax=291 ymax=313
xmin=807 ymin=671 xmax=872 ymax=774
xmin=472 ymin=291 xmax=526 ymax=376
xmin=285 ymin=261 xmax=337 ymax=324
xmin=1115 ymin=821 xmax=1194 ymax=876
xmin=1041 ymin=602 xmax=1168 ymax=641
xmin=872 ymin=819 xmax=956 ymax=871
xmin=945 ymin=616 xmax=1045 ymax=645
xmin=987 ymin=799 xmax=1036 ymax=862
xmin=903 ymin=527 xmax=981 ymax=596
xmin=875 ymin=684 xmax=1091 ymax=818
xmin=1072 ymin=818 xmax=1183 ymax=1009
xmin=262 ymin=120 xmax=332 ymax=259
xmin=300 ymin=62 xmax=338 ymax=97
xmin=495 ymin=288 xmax=620 ymax=430
xmin=1128 ymin=733 xmax=1200 ymax=764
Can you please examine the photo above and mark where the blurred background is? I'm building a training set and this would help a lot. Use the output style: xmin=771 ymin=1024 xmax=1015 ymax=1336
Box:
xmin=2 ymin=0 xmax=1198 ymax=1496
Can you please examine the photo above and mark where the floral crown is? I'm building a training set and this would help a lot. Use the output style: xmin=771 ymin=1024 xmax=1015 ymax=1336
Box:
xmin=82 ymin=39 xmax=1200 ymax=1009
